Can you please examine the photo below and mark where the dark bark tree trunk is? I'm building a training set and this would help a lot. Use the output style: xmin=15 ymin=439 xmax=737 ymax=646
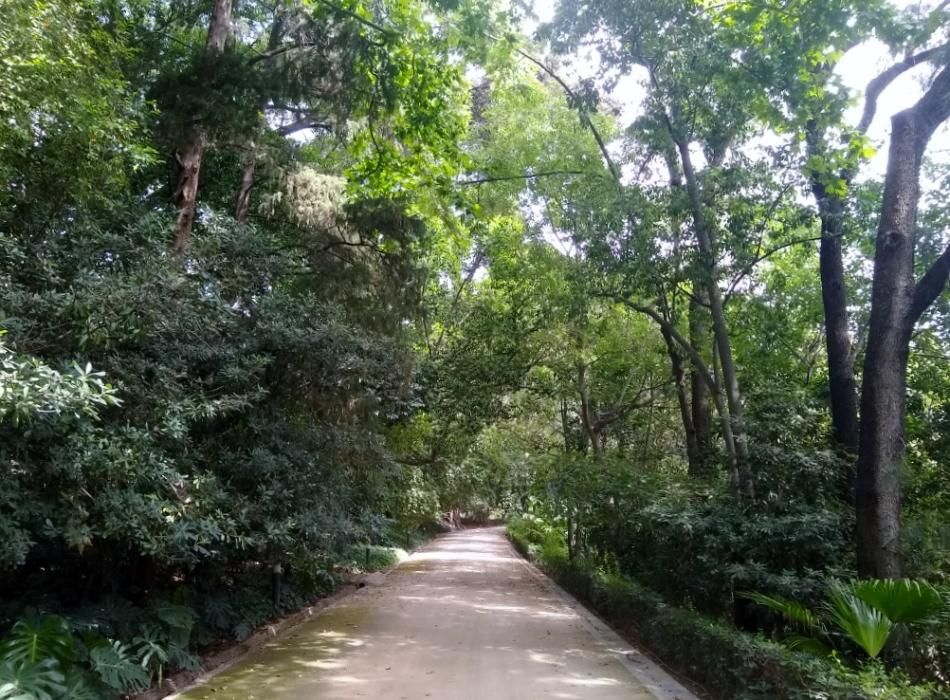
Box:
xmin=689 ymin=290 xmax=712 ymax=474
xmin=814 ymin=191 xmax=860 ymax=454
xmin=576 ymin=362 xmax=602 ymax=458
xmin=662 ymin=326 xmax=700 ymax=474
xmin=819 ymin=223 xmax=860 ymax=453
xmin=806 ymin=123 xmax=860 ymax=482
xmin=856 ymin=64 xmax=950 ymax=579
xmin=171 ymin=0 xmax=233 ymax=253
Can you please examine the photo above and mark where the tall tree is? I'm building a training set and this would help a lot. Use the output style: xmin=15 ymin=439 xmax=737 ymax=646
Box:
xmin=856 ymin=62 xmax=950 ymax=578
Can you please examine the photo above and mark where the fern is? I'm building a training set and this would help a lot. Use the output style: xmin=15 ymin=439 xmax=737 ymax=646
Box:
xmin=0 ymin=659 xmax=65 ymax=700
xmin=89 ymin=642 xmax=149 ymax=693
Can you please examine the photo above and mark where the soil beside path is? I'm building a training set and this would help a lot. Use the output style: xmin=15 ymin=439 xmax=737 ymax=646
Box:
xmin=172 ymin=526 xmax=697 ymax=700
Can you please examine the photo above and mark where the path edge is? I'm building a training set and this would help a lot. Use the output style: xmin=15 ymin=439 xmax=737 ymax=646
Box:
xmin=150 ymin=535 xmax=441 ymax=700
xmin=500 ymin=528 xmax=701 ymax=700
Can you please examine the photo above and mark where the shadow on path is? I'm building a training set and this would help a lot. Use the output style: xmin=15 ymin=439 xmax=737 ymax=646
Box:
xmin=173 ymin=527 xmax=694 ymax=700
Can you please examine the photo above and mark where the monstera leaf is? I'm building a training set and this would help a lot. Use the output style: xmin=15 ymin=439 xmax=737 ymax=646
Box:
xmin=89 ymin=642 xmax=149 ymax=693
xmin=0 ymin=659 xmax=66 ymax=700
xmin=0 ymin=617 xmax=74 ymax=667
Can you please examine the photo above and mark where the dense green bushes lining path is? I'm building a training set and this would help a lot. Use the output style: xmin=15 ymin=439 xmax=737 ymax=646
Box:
xmin=509 ymin=518 xmax=943 ymax=699
xmin=3 ymin=0 xmax=950 ymax=697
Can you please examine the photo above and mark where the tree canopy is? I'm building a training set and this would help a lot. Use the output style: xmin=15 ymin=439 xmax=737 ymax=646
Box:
xmin=1 ymin=0 xmax=950 ymax=697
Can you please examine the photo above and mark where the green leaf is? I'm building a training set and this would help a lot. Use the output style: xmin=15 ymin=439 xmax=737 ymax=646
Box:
xmin=0 ymin=659 xmax=66 ymax=700
xmin=784 ymin=634 xmax=832 ymax=656
xmin=739 ymin=591 xmax=821 ymax=630
xmin=824 ymin=583 xmax=892 ymax=658
xmin=850 ymin=579 xmax=943 ymax=624
xmin=0 ymin=617 xmax=74 ymax=667
xmin=89 ymin=642 xmax=150 ymax=692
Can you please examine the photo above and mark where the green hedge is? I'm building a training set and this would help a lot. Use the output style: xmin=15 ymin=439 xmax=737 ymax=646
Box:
xmin=507 ymin=518 xmax=935 ymax=700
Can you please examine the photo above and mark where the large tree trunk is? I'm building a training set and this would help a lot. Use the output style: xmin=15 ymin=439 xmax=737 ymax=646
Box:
xmin=856 ymin=64 xmax=950 ymax=579
xmin=171 ymin=0 xmax=233 ymax=253
xmin=171 ymin=127 xmax=204 ymax=255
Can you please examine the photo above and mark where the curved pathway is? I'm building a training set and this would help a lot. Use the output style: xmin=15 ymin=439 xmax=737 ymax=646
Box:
xmin=174 ymin=527 xmax=696 ymax=700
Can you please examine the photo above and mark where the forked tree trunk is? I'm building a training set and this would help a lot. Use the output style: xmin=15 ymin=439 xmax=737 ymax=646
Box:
xmin=171 ymin=0 xmax=233 ymax=253
xmin=856 ymin=64 xmax=950 ymax=579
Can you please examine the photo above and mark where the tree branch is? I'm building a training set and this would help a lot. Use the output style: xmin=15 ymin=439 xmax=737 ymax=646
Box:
xmin=724 ymin=233 xmax=840 ymax=303
xmin=276 ymin=117 xmax=332 ymax=136
xmin=510 ymin=46 xmax=621 ymax=183
xmin=457 ymin=169 xmax=592 ymax=186
xmin=910 ymin=242 xmax=950 ymax=323
xmin=605 ymin=295 xmax=719 ymax=397
xmin=857 ymin=41 xmax=950 ymax=135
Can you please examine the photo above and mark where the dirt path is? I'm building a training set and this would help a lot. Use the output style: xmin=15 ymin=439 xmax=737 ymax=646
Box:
xmin=173 ymin=527 xmax=696 ymax=700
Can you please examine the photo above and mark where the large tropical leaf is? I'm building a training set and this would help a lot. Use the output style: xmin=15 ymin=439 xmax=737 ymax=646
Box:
xmin=89 ymin=642 xmax=150 ymax=693
xmin=739 ymin=591 xmax=822 ymax=630
xmin=0 ymin=617 xmax=74 ymax=667
xmin=824 ymin=583 xmax=893 ymax=658
xmin=62 ymin=670 xmax=106 ymax=700
xmin=0 ymin=659 xmax=66 ymax=700
xmin=850 ymin=579 xmax=943 ymax=624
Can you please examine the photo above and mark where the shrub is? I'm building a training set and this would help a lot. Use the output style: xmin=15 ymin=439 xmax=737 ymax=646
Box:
xmin=342 ymin=545 xmax=403 ymax=573
xmin=508 ymin=519 xmax=937 ymax=700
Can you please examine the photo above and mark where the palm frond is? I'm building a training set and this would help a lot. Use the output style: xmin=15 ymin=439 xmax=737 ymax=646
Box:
xmin=850 ymin=579 xmax=943 ymax=624
xmin=739 ymin=591 xmax=821 ymax=630
xmin=824 ymin=583 xmax=892 ymax=658
xmin=783 ymin=634 xmax=832 ymax=657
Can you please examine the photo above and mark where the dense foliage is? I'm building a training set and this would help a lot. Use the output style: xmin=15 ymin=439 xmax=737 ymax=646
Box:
xmin=1 ymin=0 xmax=950 ymax=697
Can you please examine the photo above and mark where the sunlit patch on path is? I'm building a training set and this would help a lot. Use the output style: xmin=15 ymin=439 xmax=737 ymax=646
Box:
xmin=172 ymin=527 xmax=695 ymax=700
